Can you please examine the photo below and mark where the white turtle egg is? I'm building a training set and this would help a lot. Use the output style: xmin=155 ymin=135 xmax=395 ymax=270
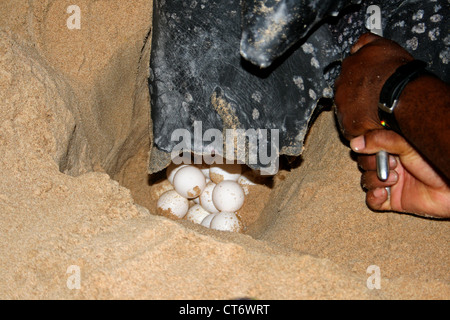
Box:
xmin=200 ymin=213 xmax=217 ymax=228
xmin=166 ymin=154 xmax=192 ymax=185
xmin=173 ymin=165 xmax=206 ymax=199
xmin=151 ymin=179 xmax=174 ymax=199
xmin=199 ymin=182 xmax=220 ymax=214
xmin=195 ymin=163 xmax=211 ymax=179
xmin=212 ymin=180 xmax=245 ymax=212
xmin=186 ymin=204 xmax=212 ymax=224
xmin=157 ymin=190 xmax=189 ymax=219
xmin=210 ymin=211 xmax=242 ymax=232
xmin=167 ymin=164 xmax=188 ymax=185
xmin=209 ymin=163 xmax=242 ymax=183
xmin=202 ymin=168 xmax=210 ymax=179
xmin=237 ymin=174 xmax=257 ymax=195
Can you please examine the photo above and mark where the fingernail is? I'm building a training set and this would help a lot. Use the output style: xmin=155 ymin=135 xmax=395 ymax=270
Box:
xmin=389 ymin=156 xmax=397 ymax=168
xmin=373 ymin=187 xmax=386 ymax=198
xmin=387 ymin=171 xmax=398 ymax=183
xmin=350 ymin=136 xmax=365 ymax=152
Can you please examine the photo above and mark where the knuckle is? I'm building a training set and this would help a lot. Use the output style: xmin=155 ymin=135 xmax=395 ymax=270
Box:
xmin=366 ymin=130 xmax=388 ymax=148
xmin=360 ymin=175 xmax=368 ymax=191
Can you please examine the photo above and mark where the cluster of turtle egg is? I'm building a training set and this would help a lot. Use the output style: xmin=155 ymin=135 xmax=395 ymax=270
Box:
xmin=156 ymin=156 xmax=256 ymax=233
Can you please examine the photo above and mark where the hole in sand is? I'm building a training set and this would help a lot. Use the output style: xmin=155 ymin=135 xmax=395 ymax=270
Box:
xmin=111 ymin=100 xmax=331 ymax=238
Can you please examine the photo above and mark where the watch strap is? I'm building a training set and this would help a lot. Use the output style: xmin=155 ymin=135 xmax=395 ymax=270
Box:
xmin=378 ymin=60 xmax=431 ymax=133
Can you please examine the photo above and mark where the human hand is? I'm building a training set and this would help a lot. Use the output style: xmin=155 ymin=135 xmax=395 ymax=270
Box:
xmin=334 ymin=33 xmax=414 ymax=140
xmin=351 ymin=129 xmax=450 ymax=218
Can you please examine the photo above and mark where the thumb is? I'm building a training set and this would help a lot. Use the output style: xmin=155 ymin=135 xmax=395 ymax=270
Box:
xmin=350 ymin=129 xmax=414 ymax=156
xmin=350 ymin=32 xmax=382 ymax=54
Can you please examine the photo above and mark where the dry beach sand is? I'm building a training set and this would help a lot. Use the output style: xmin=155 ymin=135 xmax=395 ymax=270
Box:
xmin=0 ymin=0 xmax=448 ymax=299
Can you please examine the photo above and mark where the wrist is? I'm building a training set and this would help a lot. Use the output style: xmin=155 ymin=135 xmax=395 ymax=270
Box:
xmin=394 ymin=74 xmax=449 ymax=137
xmin=392 ymin=73 xmax=450 ymax=180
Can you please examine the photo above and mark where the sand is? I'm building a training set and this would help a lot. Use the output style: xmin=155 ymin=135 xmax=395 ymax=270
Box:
xmin=0 ymin=0 xmax=448 ymax=300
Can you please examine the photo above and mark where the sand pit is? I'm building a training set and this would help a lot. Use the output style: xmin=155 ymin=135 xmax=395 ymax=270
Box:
xmin=0 ymin=1 xmax=448 ymax=300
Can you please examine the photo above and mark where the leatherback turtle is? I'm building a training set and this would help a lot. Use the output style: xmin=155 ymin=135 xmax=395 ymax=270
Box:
xmin=148 ymin=0 xmax=448 ymax=174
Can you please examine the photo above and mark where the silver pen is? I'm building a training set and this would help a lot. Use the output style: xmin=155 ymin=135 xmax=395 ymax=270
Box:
xmin=376 ymin=150 xmax=389 ymax=182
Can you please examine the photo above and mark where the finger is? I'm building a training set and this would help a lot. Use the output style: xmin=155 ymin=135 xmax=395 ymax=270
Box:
xmin=358 ymin=154 xmax=398 ymax=171
xmin=350 ymin=32 xmax=382 ymax=54
xmin=366 ymin=187 xmax=391 ymax=211
xmin=361 ymin=170 xmax=398 ymax=190
xmin=350 ymin=130 xmax=414 ymax=156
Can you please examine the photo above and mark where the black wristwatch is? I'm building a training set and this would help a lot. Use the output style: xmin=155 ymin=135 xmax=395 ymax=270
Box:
xmin=378 ymin=60 xmax=433 ymax=134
